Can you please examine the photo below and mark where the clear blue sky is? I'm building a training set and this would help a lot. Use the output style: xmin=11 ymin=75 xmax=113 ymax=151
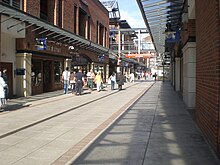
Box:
xmin=118 ymin=0 xmax=146 ymax=28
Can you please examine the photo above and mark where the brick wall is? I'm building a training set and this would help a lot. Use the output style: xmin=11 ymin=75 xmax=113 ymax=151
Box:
xmin=19 ymin=0 xmax=109 ymax=51
xmin=195 ymin=0 xmax=220 ymax=154
xmin=181 ymin=19 xmax=196 ymax=45
xmin=63 ymin=0 xmax=75 ymax=32
xmin=24 ymin=0 xmax=40 ymax=17
xmin=0 ymin=15 xmax=1 ymax=62
xmin=86 ymin=0 xmax=109 ymax=45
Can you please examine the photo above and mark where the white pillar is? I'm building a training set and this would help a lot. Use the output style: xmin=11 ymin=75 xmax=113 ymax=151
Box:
xmin=64 ymin=59 xmax=71 ymax=70
xmin=16 ymin=53 xmax=32 ymax=97
xmin=183 ymin=42 xmax=196 ymax=108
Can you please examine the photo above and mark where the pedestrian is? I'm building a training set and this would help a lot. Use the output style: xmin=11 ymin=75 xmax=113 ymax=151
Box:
xmin=153 ymin=72 xmax=157 ymax=81
xmin=129 ymin=72 xmax=135 ymax=83
xmin=0 ymin=71 xmax=7 ymax=111
xmin=69 ymin=71 xmax=76 ymax=94
xmin=109 ymin=72 xmax=116 ymax=90
xmin=75 ymin=69 xmax=85 ymax=95
xmin=117 ymin=72 xmax=124 ymax=91
xmin=2 ymin=69 xmax=8 ymax=100
xmin=86 ymin=69 xmax=95 ymax=91
xmin=61 ymin=67 xmax=70 ymax=94
xmin=94 ymin=71 xmax=103 ymax=92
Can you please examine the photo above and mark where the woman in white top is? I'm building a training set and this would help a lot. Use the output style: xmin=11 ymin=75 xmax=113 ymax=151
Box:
xmin=0 ymin=71 xmax=7 ymax=110
xmin=109 ymin=72 xmax=116 ymax=90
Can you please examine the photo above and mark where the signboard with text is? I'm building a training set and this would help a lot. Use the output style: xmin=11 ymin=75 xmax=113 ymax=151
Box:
xmin=125 ymin=53 xmax=154 ymax=58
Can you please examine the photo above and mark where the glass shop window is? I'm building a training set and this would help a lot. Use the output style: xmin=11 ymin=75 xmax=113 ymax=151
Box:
xmin=31 ymin=60 xmax=42 ymax=86
xmin=54 ymin=61 xmax=62 ymax=83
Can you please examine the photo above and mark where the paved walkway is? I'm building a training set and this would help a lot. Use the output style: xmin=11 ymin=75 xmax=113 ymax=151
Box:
xmin=0 ymin=81 xmax=219 ymax=165
xmin=71 ymin=82 xmax=220 ymax=165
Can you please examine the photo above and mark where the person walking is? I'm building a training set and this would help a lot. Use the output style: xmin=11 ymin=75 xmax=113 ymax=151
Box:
xmin=94 ymin=71 xmax=103 ymax=92
xmin=117 ymin=72 xmax=124 ymax=91
xmin=75 ymin=69 xmax=85 ymax=95
xmin=153 ymin=72 xmax=157 ymax=81
xmin=69 ymin=71 xmax=76 ymax=94
xmin=2 ymin=69 xmax=8 ymax=100
xmin=61 ymin=67 xmax=70 ymax=94
xmin=0 ymin=71 xmax=7 ymax=111
xmin=109 ymin=72 xmax=116 ymax=90
xmin=86 ymin=69 xmax=95 ymax=91
xmin=129 ymin=72 xmax=135 ymax=83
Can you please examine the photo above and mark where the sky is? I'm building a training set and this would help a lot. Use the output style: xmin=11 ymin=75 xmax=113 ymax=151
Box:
xmin=117 ymin=0 xmax=146 ymax=28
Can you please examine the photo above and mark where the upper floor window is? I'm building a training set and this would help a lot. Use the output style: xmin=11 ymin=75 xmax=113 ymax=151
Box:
xmin=40 ymin=0 xmax=48 ymax=21
xmin=74 ymin=5 xmax=77 ymax=34
xmin=2 ymin=0 xmax=22 ymax=10
xmin=78 ymin=8 xmax=87 ymax=37
xmin=58 ymin=0 xmax=63 ymax=27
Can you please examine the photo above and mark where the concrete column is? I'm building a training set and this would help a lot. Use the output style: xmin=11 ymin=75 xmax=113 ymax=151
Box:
xmin=175 ymin=57 xmax=181 ymax=91
xmin=182 ymin=42 xmax=196 ymax=108
xmin=16 ymin=53 xmax=32 ymax=97
xmin=64 ymin=59 xmax=71 ymax=69
xmin=106 ymin=64 xmax=109 ymax=81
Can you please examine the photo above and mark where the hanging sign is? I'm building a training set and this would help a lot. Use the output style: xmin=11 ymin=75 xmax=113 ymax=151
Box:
xmin=36 ymin=38 xmax=47 ymax=50
xmin=125 ymin=53 xmax=153 ymax=58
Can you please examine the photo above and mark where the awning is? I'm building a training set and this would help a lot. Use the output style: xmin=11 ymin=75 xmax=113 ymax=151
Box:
xmin=136 ymin=0 xmax=184 ymax=53
xmin=0 ymin=2 xmax=109 ymax=54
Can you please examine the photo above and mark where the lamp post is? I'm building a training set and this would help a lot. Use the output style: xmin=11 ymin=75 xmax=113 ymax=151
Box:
xmin=117 ymin=28 xmax=121 ymax=73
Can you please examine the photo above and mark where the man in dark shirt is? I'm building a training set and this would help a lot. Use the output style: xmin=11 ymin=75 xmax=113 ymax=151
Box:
xmin=75 ymin=69 xmax=85 ymax=95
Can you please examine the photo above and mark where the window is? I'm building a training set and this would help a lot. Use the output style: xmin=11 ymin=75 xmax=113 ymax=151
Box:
xmin=74 ymin=5 xmax=77 ymax=34
xmin=58 ymin=0 xmax=63 ymax=27
xmin=2 ymin=0 xmax=22 ymax=10
xmin=78 ymin=8 xmax=87 ymax=37
xmin=54 ymin=61 xmax=62 ymax=83
xmin=40 ymin=0 xmax=48 ymax=21
xmin=96 ymin=21 xmax=99 ymax=43
xmin=87 ymin=16 xmax=91 ymax=40
xmin=99 ymin=24 xmax=104 ymax=46
xmin=31 ymin=60 xmax=42 ymax=86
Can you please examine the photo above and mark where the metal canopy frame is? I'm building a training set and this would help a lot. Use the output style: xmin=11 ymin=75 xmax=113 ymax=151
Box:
xmin=136 ymin=0 xmax=184 ymax=53
xmin=0 ymin=2 xmax=109 ymax=54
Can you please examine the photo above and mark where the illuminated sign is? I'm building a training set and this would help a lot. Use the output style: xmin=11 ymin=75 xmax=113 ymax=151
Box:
xmin=36 ymin=38 xmax=47 ymax=50
xmin=125 ymin=53 xmax=153 ymax=58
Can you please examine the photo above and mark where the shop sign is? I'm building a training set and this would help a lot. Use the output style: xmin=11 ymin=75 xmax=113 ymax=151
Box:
xmin=46 ymin=46 xmax=61 ymax=53
xmin=98 ymin=55 xmax=105 ymax=62
xmin=16 ymin=68 xmax=25 ymax=75
xmin=125 ymin=53 xmax=153 ymax=58
xmin=36 ymin=38 xmax=47 ymax=50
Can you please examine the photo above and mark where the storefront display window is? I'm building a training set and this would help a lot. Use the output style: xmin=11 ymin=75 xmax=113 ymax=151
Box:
xmin=31 ymin=60 xmax=42 ymax=86
xmin=54 ymin=61 xmax=62 ymax=82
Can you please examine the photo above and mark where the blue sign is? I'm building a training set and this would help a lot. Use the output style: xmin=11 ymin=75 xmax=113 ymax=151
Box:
xmin=36 ymin=38 xmax=47 ymax=50
xmin=98 ymin=55 xmax=105 ymax=62
xmin=165 ymin=30 xmax=180 ymax=43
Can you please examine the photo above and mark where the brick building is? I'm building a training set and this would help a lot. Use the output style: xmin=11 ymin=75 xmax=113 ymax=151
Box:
xmin=0 ymin=0 xmax=109 ymax=97
xmin=137 ymin=0 xmax=220 ymax=158
xmin=194 ymin=0 xmax=220 ymax=156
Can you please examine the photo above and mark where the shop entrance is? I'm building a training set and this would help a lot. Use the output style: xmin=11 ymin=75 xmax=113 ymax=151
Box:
xmin=43 ymin=60 xmax=52 ymax=92
xmin=71 ymin=55 xmax=92 ymax=72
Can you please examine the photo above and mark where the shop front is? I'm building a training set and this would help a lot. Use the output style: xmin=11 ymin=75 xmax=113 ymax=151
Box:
xmin=31 ymin=54 xmax=64 ymax=95
xmin=71 ymin=51 xmax=109 ymax=82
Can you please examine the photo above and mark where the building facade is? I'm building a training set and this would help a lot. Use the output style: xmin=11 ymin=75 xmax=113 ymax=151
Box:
xmin=172 ymin=0 xmax=220 ymax=157
xmin=0 ymin=0 xmax=109 ymax=97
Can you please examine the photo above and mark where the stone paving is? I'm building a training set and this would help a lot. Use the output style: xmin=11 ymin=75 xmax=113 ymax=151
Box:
xmin=0 ymin=81 xmax=219 ymax=165
xmin=71 ymin=82 xmax=220 ymax=165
